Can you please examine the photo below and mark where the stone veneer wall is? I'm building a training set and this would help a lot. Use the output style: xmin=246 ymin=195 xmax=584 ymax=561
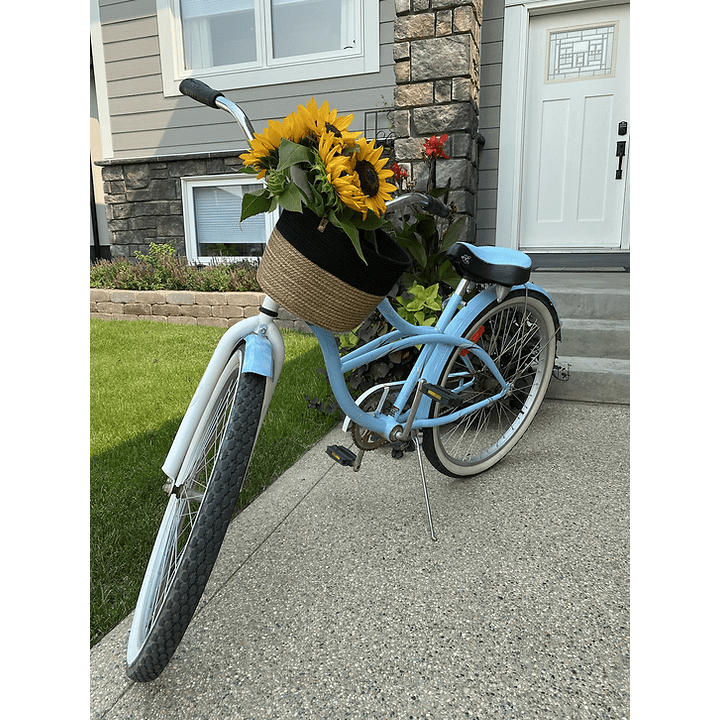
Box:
xmin=392 ymin=0 xmax=483 ymax=243
xmin=90 ymin=288 xmax=310 ymax=332
xmin=96 ymin=152 xmax=244 ymax=260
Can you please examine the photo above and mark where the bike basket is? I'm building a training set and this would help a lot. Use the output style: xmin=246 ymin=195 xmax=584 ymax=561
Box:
xmin=257 ymin=207 xmax=411 ymax=332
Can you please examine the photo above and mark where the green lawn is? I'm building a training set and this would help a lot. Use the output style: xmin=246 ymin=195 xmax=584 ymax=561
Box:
xmin=90 ymin=319 xmax=339 ymax=646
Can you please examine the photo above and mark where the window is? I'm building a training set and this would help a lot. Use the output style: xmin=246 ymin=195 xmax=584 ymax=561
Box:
xmin=181 ymin=175 xmax=280 ymax=263
xmin=157 ymin=0 xmax=379 ymax=95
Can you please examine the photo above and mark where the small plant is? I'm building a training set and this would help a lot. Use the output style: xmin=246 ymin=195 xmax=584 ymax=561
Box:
xmin=394 ymin=282 xmax=443 ymax=327
xmin=90 ymin=243 xmax=261 ymax=293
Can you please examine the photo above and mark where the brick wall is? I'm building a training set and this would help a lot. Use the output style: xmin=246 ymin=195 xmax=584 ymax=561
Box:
xmin=393 ymin=0 xmax=483 ymax=243
xmin=90 ymin=289 xmax=310 ymax=332
xmin=97 ymin=152 xmax=244 ymax=260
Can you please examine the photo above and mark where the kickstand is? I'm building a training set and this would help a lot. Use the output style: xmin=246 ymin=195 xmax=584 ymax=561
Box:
xmin=412 ymin=433 xmax=437 ymax=541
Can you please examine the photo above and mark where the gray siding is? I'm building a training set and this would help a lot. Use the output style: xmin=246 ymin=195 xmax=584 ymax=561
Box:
xmin=98 ymin=0 xmax=397 ymax=159
xmin=476 ymin=0 xmax=504 ymax=246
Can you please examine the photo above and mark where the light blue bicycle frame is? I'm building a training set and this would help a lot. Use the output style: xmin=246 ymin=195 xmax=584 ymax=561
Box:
xmin=161 ymin=276 xmax=558 ymax=484
xmin=310 ymin=279 xmax=511 ymax=445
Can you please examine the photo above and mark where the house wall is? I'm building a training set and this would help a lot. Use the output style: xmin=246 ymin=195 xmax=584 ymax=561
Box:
xmin=476 ymin=0 xmax=503 ymax=246
xmin=96 ymin=0 xmax=397 ymax=160
xmin=94 ymin=0 xmax=499 ymax=261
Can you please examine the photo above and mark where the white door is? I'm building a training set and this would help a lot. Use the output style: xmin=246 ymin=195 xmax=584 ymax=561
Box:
xmin=519 ymin=3 xmax=629 ymax=251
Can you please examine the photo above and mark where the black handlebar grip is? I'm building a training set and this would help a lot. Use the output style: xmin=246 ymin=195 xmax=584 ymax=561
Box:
xmin=179 ymin=78 xmax=225 ymax=108
xmin=423 ymin=195 xmax=451 ymax=218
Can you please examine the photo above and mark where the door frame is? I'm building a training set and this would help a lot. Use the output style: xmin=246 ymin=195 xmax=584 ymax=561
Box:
xmin=496 ymin=0 xmax=630 ymax=252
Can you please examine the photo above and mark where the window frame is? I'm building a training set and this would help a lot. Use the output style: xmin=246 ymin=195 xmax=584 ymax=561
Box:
xmin=181 ymin=174 xmax=280 ymax=264
xmin=156 ymin=0 xmax=380 ymax=97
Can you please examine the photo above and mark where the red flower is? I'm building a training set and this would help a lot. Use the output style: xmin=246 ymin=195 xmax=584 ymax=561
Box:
xmin=423 ymin=134 xmax=449 ymax=159
xmin=392 ymin=162 xmax=409 ymax=181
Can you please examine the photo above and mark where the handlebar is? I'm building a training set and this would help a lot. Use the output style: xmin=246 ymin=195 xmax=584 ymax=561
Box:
xmin=179 ymin=78 xmax=452 ymax=218
xmin=385 ymin=192 xmax=451 ymax=218
xmin=179 ymin=78 xmax=225 ymax=108
xmin=180 ymin=77 xmax=256 ymax=141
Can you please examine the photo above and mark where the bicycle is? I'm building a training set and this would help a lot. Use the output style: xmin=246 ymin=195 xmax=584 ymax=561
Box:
xmin=125 ymin=79 xmax=566 ymax=682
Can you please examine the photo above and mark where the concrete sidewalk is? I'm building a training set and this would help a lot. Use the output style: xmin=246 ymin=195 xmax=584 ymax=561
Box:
xmin=90 ymin=399 xmax=630 ymax=720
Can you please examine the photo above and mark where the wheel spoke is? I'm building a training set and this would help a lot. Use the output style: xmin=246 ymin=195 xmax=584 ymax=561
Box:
xmin=423 ymin=294 xmax=556 ymax=476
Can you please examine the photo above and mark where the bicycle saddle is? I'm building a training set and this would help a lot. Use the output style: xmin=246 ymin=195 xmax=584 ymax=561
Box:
xmin=447 ymin=242 xmax=532 ymax=287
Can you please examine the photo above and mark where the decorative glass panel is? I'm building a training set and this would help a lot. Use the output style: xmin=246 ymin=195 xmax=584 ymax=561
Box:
xmin=547 ymin=24 xmax=616 ymax=82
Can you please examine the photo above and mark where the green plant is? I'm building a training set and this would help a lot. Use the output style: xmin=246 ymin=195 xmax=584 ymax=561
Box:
xmin=90 ymin=243 xmax=261 ymax=293
xmin=394 ymin=282 xmax=443 ymax=327
xmin=390 ymin=206 xmax=464 ymax=290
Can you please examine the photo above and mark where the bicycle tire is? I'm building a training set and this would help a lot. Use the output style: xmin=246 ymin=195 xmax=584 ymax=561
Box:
xmin=126 ymin=349 xmax=266 ymax=682
xmin=422 ymin=291 xmax=557 ymax=478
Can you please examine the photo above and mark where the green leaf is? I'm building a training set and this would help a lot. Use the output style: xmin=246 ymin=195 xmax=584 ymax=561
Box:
xmin=398 ymin=237 xmax=427 ymax=269
xmin=276 ymin=138 xmax=315 ymax=171
xmin=437 ymin=259 xmax=461 ymax=287
xmin=241 ymin=190 xmax=272 ymax=222
xmin=416 ymin=215 xmax=436 ymax=239
xmin=440 ymin=216 xmax=466 ymax=251
xmin=353 ymin=210 xmax=386 ymax=231
xmin=277 ymin=182 xmax=304 ymax=213
xmin=329 ymin=211 xmax=367 ymax=264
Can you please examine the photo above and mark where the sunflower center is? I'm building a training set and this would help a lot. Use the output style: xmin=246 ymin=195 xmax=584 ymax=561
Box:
xmin=325 ymin=122 xmax=342 ymax=138
xmin=355 ymin=159 xmax=380 ymax=197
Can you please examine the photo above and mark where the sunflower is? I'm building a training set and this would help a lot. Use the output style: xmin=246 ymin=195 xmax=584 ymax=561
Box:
xmin=240 ymin=111 xmax=305 ymax=177
xmin=297 ymin=97 xmax=360 ymax=149
xmin=349 ymin=138 xmax=397 ymax=217
xmin=318 ymin=131 xmax=367 ymax=215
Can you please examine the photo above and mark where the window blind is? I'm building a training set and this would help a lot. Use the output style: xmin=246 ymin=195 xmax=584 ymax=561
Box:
xmin=193 ymin=185 xmax=265 ymax=252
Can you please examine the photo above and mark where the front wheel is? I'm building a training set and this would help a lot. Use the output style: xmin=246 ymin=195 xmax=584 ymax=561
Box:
xmin=126 ymin=349 xmax=266 ymax=681
xmin=422 ymin=291 xmax=558 ymax=477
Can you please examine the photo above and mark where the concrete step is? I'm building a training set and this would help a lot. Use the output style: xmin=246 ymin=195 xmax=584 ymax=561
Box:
xmin=559 ymin=318 xmax=629 ymax=360
xmin=548 ymin=287 xmax=630 ymax=321
xmin=531 ymin=271 xmax=629 ymax=320
xmin=529 ymin=272 xmax=630 ymax=404
xmin=547 ymin=356 xmax=630 ymax=405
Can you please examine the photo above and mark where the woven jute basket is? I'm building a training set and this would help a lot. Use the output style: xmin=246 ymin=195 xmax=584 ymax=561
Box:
xmin=257 ymin=207 xmax=411 ymax=332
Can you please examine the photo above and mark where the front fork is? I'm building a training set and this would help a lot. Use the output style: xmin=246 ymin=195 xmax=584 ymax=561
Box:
xmin=161 ymin=297 xmax=285 ymax=483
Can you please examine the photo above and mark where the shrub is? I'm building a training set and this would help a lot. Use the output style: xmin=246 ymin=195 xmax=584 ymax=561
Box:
xmin=90 ymin=243 xmax=261 ymax=293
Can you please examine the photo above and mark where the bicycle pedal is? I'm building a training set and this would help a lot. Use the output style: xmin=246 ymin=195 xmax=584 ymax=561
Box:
xmin=422 ymin=383 xmax=462 ymax=407
xmin=326 ymin=445 xmax=357 ymax=467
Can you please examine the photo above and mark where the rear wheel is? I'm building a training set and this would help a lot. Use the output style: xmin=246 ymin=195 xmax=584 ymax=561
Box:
xmin=422 ymin=292 xmax=557 ymax=477
xmin=126 ymin=349 xmax=266 ymax=681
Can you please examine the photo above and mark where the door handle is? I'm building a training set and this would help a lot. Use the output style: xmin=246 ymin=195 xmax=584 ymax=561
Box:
xmin=615 ymin=140 xmax=627 ymax=180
